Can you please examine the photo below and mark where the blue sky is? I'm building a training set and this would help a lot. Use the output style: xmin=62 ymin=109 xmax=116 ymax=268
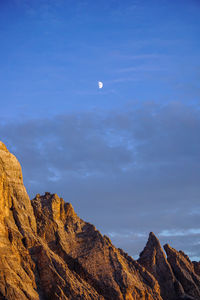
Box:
xmin=1 ymin=0 xmax=200 ymax=118
xmin=1 ymin=0 xmax=200 ymax=260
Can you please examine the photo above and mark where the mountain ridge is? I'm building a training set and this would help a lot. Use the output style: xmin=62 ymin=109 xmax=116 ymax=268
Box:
xmin=0 ymin=141 xmax=199 ymax=300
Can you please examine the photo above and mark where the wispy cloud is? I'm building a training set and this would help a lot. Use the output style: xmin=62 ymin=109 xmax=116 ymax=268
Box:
xmin=159 ymin=229 xmax=200 ymax=237
xmin=116 ymin=65 xmax=167 ymax=73
xmin=1 ymin=101 xmax=200 ymax=259
xmin=106 ymin=77 xmax=140 ymax=83
xmin=113 ymin=54 xmax=164 ymax=60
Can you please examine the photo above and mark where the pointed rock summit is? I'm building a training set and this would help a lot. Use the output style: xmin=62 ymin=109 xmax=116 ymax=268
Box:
xmin=0 ymin=141 xmax=8 ymax=151
xmin=138 ymin=232 xmax=182 ymax=300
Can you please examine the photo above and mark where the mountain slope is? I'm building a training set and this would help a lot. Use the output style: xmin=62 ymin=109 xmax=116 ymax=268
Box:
xmin=0 ymin=141 xmax=199 ymax=300
xmin=0 ymin=142 xmax=161 ymax=299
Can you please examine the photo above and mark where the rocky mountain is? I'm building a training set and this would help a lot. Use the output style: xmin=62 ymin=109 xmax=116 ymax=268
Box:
xmin=0 ymin=141 xmax=199 ymax=300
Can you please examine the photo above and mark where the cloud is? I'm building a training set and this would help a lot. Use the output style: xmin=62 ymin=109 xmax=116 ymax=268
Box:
xmin=114 ymin=54 xmax=164 ymax=60
xmin=1 ymin=101 xmax=200 ymax=259
xmin=106 ymin=77 xmax=139 ymax=83
xmin=116 ymin=65 xmax=166 ymax=73
xmin=159 ymin=229 xmax=200 ymax=237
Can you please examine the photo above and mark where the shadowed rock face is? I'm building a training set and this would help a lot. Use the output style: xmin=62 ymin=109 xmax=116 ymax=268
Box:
xmin=0 ymin=141 xmax=199 ymax=300
xmin=164 ymin=244 xmax=200 ymax=300
xmin=138 ymin=233 xmax=200 ymax=300
xmin=138 ymin=232 xmax=183 ymax=300
xmin=193 ymin=261 xmax=200 ymax=277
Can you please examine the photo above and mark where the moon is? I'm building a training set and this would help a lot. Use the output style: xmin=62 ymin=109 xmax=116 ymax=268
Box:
xmin=98 ymin=81 xmax=103 ymax=89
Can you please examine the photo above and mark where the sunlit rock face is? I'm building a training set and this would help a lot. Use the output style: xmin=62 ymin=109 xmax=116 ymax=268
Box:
xmin=0 ymin=142 xmax=38 ymax=300
xmin=0 ymin=141 xmax=199 ymax=300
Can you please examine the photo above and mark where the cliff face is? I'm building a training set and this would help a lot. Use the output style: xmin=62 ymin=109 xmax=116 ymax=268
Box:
xmin=0 ymin=142 xmax=38 ymax=300
xmin=0 ymin=141 xmax=199 ymax=300
xmin=164 ymin=244 xmax=200 ymax=299
xmin=138 ymin=232 xmax=182 ymax=300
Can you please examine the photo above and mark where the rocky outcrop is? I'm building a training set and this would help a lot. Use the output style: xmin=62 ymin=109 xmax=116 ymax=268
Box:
xmin=31 ymin=193 xmax=162 ymax=300
xmin=193 ymin=261 xmax=200 ymax=277
xmin=138 ymin=232 xmax=183 ymax=300
xmin=138 ymin=231 xmax=200 ymax=300
xmin=0 ymin=142 xmax=162 ymax=299
xmin=0 ymin=142 xmax=38 ymax=300
xmin=164 ymin=244 xmax=200 ymax=299
xmin=0 ymin=141 xmax=199 ymax=300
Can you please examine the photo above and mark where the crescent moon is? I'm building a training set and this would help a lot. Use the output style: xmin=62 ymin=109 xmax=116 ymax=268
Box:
xmin=98 ymin=81 xmax=103 ymax=89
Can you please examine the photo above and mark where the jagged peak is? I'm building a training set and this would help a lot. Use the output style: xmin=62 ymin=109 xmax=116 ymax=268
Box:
xmin=0 ymin=141 xmax=8 ymax=152
xmin=65 ymin=202 xmax=77 ymax=218
xmin=33 ymin=192 xmax=60 ymax=204
xmin=1 ymin=142 xmax=200 ymax=300
xmin=164 ymin=244 xmax=200 ymax=299
xmin=148 ymin=232 xmax=161 ymax=247
xmin=138 ymin=232 xmax=167 ymax=265
xmin=32 ymin=192 xmax=77 ymax=223
xmin=139 ymin=232 xmax=162 ymax=258
xmin=164 ymin=243 xmax=175 ymax=254
xmin=138 ymin=234 xmax=180 ymax=300
xmin=164 ymin=244 xmax=193 ymax=265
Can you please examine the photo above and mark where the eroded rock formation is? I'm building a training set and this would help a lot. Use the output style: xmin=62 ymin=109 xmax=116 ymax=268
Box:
xmin=164 ymin=244 xmax=200 ymax=299
xmin=0 ymin=141 xmax=199 ymax=300
xmin=138 ymin=232 xmax=183 ymax=300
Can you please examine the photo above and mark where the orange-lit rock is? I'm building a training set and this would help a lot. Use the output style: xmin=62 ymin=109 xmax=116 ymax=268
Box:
xmin=0 ymin=141 xmax=199 ymax=300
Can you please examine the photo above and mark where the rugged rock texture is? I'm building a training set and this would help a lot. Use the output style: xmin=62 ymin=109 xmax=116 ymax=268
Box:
xmin=138 ymin=232 xmax=183 ymax=300
xmin=31 ymin=193 xmax=161 ymax=300
xmin=193 ymin=261 xmax=200 ymax=277
xmin=0 ymin=141 xmax=199 ymax=300
xmin=0 ymin=142 xmax=162 ymax=300
xmin=0 ymin=142 xmax=38 ymax=300
xmin=164 ymin=244 xmax=200 ymax=299
xmin=138 ymin=232 xmax=200 ymax=300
